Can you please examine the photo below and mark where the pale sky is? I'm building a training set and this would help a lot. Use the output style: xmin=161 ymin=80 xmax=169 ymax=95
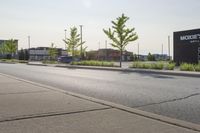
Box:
xmin=0 ymin=0 xmax=200 ymax=55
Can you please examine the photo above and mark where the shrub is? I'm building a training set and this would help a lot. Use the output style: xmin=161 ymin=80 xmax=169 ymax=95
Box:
xmin=42 ymin=60 xmax=58 ymax=64
xmin=165 ymin=63 xmax=176 ymax=70
xmin=131 ymin=62 xmax=164 ymax=70
xmin=71 ymin=60 xmax=115 ymax=67
xmin=150 ymin=63 xmax=164 ymax=70
xmin=180 ymin=63 xmax=194 ymax=71
xmin=194 ymin=64 xmax=200 ymax=72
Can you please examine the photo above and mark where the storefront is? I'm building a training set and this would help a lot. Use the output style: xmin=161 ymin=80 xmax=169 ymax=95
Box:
xmin=174 ymin=29 xmax=200 ymax=64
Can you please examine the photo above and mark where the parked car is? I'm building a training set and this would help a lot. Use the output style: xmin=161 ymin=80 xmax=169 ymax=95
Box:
xmin=57 ymin=56 xmax=80 ymax=63
xmin=57 ymin=56 xmax=73 ymax=63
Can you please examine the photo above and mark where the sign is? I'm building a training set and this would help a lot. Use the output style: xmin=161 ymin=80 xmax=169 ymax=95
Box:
xmin=174 ymin=29 xmax=200 ymax=64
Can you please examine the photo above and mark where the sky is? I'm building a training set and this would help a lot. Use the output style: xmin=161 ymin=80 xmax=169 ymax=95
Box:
xmin=0 ymin=0 xmax=200 ymax=55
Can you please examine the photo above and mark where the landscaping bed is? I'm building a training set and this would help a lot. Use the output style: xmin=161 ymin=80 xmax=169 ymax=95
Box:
xmin=130 ymin=61 xmax=176 ymax=70
xmin=71 ymin=60 xmax=117 ymax=67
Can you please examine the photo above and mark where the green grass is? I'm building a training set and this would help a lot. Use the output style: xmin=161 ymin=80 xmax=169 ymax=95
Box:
xmin=165 ymin=63 xmax=176 ymax=70
xmin=130 ymin=62 xmax=164 ymax=70
xmin=0 ymin=59 xmax=28 ymax=63
xmin=71 ymin=60 xmax=115 ymax=67
xmin=180 ymin=63 xmax=195 ymax=71
xmin=194 ymin=64 xmax=200 ymax=72
xmin=42 ymin=60 xmax=58 ymax=64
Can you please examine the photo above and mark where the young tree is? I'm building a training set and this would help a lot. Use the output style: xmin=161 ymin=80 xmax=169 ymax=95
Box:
xmin=0 ymin=43 xmax=6 ymax=55
xmin=18 ymin=48 xmax=25 ymax=60
xmin=63 ymin=27 xmax=85 ymax=61
xmin=4 ymin=39 xmax=18 ymax=59
xmin=24 ymin=49 xmax=29 ymax=60
xmin=48 ymin=43 xmax=58 ymax=61
xmin=147 ymin=53 xmax=155 ymax=61
xmin=103 ymin=14 xmax=138 ymax=67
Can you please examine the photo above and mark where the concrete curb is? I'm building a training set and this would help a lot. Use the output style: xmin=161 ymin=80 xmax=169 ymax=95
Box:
xmin=0 ymin=61 xmax=16 ymax=64
xmin=27 ymin=63 xmax=200 ymax=78
xmin=27 ymin=63 xmax=47 ymax=66
xmin=0 ymin=72 xmax=200 ymax=132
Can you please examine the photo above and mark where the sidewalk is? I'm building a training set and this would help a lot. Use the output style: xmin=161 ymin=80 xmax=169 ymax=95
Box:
xmin=0 ymin=73 xmax=199 ymax=133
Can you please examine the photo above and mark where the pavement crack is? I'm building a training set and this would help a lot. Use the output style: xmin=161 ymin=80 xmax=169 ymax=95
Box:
xmin=135 ymin=93 xmax=200 ymax=108
xmin=0 ymin=107 xmax=112 ymax=123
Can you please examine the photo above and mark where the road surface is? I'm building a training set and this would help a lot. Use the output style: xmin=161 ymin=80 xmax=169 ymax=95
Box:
xmin=0 ymin=63 xmax=199 ymax=124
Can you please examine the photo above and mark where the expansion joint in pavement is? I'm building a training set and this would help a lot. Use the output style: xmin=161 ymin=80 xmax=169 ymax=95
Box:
xmin=0 ymin=107 xmax=112 ymax=123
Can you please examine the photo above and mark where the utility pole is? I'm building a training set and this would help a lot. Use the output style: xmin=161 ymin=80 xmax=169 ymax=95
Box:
xmin=28 ymin=36 xmax=30 ymax=61
xmin=162 ymin=44 xmax=164 ymax=60
xmin=105 ymin=40 xmax=107 ymax=60
xmin=64 ymin=29 xmax=67 ymax=50
xmin=137 ymin=43 xmax=139 ymax=60
xmin=80 ymin=25 xmax=83 ymax=59
xmin=98 ymin=42 xmax=100 ymax=60
xmin=168 ymin=35 xmax=171 ymax=60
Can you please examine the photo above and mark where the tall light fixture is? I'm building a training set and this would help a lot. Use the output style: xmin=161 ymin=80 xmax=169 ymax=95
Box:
xmin=80 ymin=25 xmax=83 ymax=59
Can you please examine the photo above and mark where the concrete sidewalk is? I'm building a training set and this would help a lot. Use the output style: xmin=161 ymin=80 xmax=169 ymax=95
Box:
xmin=0 ymin=74 xmax=199 ymax=133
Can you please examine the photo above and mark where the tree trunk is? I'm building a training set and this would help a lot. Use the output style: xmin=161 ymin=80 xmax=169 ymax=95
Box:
xmin=120 ymin=49 xmax=122 ymax=67
xmin=72 ymin=47 xmax=74 ymax=62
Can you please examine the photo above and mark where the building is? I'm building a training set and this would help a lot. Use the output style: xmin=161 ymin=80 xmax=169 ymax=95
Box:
xmin=153 ymin=54 xmax=170 ymax=61
xmin=0 ymin=39 xmax=18 ymax=59
xmin=29 ymin=47 xmax=64 ymax=61
xmin=174 ymin=29 xmax=200 ymax=64
xmin=86 ymin=49 xmax=133 ymax=61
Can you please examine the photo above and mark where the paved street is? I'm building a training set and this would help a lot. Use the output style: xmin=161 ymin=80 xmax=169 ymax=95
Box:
xmin=0 ymin=63 xmax=200 ymax=124
xmin=1 ymin=74 xmax=200 ymax=133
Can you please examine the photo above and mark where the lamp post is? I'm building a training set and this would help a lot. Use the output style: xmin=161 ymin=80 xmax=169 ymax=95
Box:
xmin=168 ymin=35 xmax=171 ymax=60
xmin=162 ymin=44 xmax=163 ymax=60
xmin=28 ymin=36 xmax=30 ymax=61
xmin=80 ymin=25 xmax=83 ymax=59
xmin=137 ymin=43 xmax=139 ymax=60
xmin=105 ymin=40 xmax=107 ymax=60
xmin=64 ymin=29 xmax=67 ymax=50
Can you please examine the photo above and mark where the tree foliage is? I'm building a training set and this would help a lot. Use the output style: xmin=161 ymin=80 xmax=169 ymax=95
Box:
xmin=103 ymin=14 xmax=138 ymax=67
xmin=48 ymin=43 xmax=58 ymax=61
xmin=0 ymin=43 xmax=6 ymax=55
xmin=4 ymin=39 xmax=18 ymax=59
xmin=147 ymin=53 xmax=155 ymax=61
xmin=63 ymin=27 xmax=85 ymax=59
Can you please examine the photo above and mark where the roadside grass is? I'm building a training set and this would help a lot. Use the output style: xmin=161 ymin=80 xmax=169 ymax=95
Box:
xmin=180 ymin=63 xmax=195 ymax=71
xmin=180 ymin=63 xmax=200 ymax=72
xmin=130 ymin=61 xmax=175 ymax=70
xmin=42 ymin=60 xmax=58 ymax=64
xmin=71 ymin=60 xmax=116 ymax=67
xmin=194 ymin=64 xmax=200 ymax=72
xmin=0 ymin=59 xmax=28 ymax=63
xmin=165 ymin=63 xmax=176 ymax=70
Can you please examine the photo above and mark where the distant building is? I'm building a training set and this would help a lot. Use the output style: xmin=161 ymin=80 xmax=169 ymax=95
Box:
xmin=86 ymin=49 xmax=133 ymax=61
xmin=138 ymin=55 xmax=148 ymax=61
xmin=153 ymin=54 xmax=170 ymax=61
xmin=0 ymin=39 xmax=18 ymax=59
xmin=137 ymin=54 xmax=170 ymax=61
xmin=29 ymin=47 xmax=65 ymax=61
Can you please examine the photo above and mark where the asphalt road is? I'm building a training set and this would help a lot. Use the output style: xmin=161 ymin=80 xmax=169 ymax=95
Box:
xmin=0 ymin=63 xmax=200 ymax=124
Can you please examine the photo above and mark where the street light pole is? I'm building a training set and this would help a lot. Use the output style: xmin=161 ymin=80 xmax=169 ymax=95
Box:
xmin=80 ymin=25 xmax=83 ymax=59
xmin=28 ymin=36 xmax=30 ymax=61
xmin=162 ymin=44 xmax=164 ymax=60
xmin=168 ymin=35 xmax=171 ymax=60
xmin=105 ymin=40 xmax=107 ymax=60
xmin=64 ymin=29 xmax=67 ymax=50
xmin=137 ymin=43 xmax=139 ymax=60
